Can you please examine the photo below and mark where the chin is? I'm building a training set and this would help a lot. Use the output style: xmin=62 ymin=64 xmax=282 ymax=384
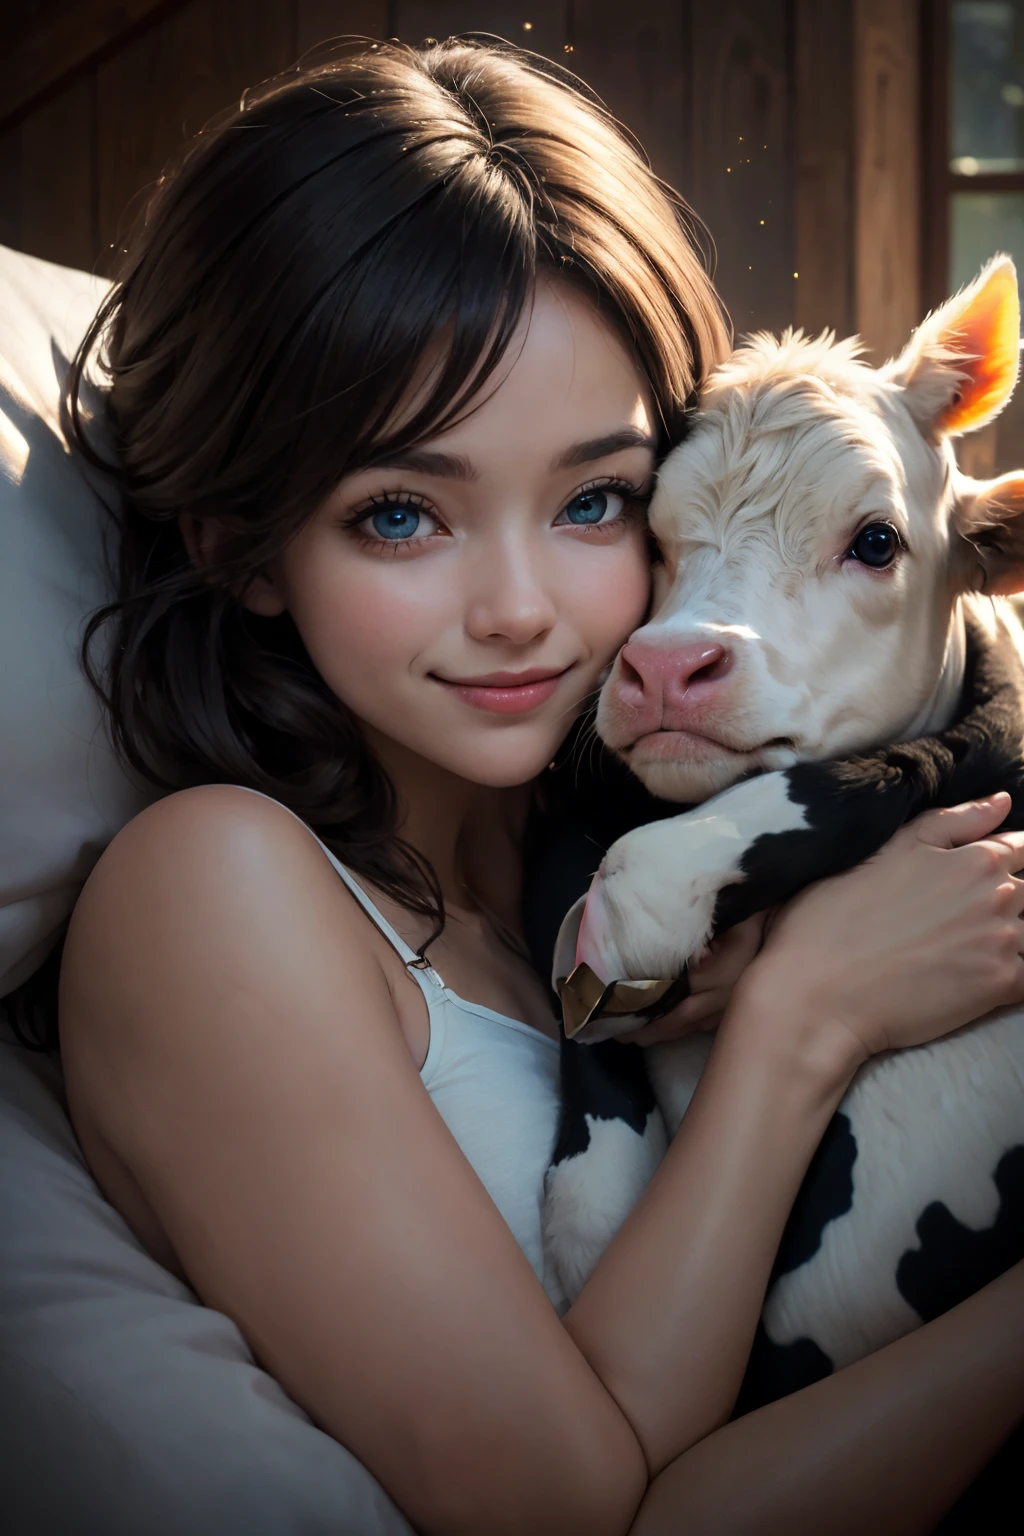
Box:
xmin=622 ymin=751 xmax=751 ymax=804
xmin=447 ymin=741 xmax=559 ymax=790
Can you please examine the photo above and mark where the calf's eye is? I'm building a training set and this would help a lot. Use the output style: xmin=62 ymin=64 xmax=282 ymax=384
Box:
xmin=849 ymin=521 xmax=900 ymax=568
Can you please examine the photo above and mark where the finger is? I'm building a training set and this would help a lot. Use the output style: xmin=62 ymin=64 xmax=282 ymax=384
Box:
xmin=911 ymin=794 xmax=1012 ymax=850
xmin=982 ymin=831 xmax=1024 ymax=874
xmin=630 ymin=989 xmax=726 ymax=1045
xmin=689 ymin=912 xmax=768 ymax=989
xmin=639 ymin=1008 xmax=723 ymax=1046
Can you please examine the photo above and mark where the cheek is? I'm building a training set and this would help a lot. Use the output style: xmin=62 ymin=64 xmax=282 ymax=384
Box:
xmin=567 ymin=533 xmax=652 ymax=657
xmin=788 ymin=572 xmax=924 ymax=732
xmin=280 ymin=550 xmax=449 ymax=699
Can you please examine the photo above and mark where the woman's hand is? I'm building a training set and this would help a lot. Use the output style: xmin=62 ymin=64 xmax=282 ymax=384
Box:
xmin=736 ymin=791 xmax=1024 ymax=1070
xmin=628 ymin=911 xmax=769 ymax=1045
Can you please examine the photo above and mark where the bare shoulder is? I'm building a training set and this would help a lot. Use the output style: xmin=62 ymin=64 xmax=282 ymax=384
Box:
xmin=74 ymin=783 xmax=334 ymax=913
xmin=61 ymin=784 xmax=400 ymax=1073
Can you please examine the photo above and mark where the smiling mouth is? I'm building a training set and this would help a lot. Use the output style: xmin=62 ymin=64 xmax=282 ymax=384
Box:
xmin=436 ymin=666 xmax=571 ymax=687
xmin=431 ymin=665 xmax=574 ymax=716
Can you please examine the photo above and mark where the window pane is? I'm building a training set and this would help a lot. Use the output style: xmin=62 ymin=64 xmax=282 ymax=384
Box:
xmin=950 ymin=194 xmax=1024 ymax=475
xmin=951 ymin=1 xmax=1024 ymax=173
xmin=951 ymin=190 xmax=1024 ymax=284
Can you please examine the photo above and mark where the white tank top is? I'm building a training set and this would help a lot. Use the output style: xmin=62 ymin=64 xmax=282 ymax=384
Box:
xmin=234 ymin=789 xmax=567 ymax=1311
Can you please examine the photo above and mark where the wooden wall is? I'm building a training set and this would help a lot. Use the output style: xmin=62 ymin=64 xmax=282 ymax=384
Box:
xmin=1 ymin=0 xmax=921 ymax=358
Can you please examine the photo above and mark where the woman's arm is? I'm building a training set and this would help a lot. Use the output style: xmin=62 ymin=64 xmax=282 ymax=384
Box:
xmin=631 ymin=1259 xmax=1024 ymax=1535
xmin=60 ymin=788 xmax=1024 ymax=1536
xmin=60 ymin=787 xmax=649 ymax=1536
xmin=563 ymin=998 xmax=855 ymax=1471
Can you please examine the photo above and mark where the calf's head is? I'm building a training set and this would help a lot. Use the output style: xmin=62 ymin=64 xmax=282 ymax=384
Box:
xmin=599 ymin=256 xmax=1024 ymax=804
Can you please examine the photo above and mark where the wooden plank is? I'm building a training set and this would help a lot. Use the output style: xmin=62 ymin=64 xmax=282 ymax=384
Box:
xmin=95 ymin=0 xmax=293 ymax=273
xmin=296 ymin=1 xmax=388 ymax=56
xmin=853 ymin=0 xmax=921 ymax=361
xmin=0 ymin=126 xmax=22 ymax=255
xmin=794 ymin=0 xmax=854 ymax=339
xmin=921 ymin=0 xmax=952 ymax=313
xmin=688 ymin=0 xmax=795 ymax=338
xmin=19 ymin=75 xmax=98 ymax=273
xmin=571 ymin=0 xmax=688 ymax=200
xmin=390 ymin=3 xmax=567 ymax=60
xmin=1 ymin=0 xmax=175 ymax=129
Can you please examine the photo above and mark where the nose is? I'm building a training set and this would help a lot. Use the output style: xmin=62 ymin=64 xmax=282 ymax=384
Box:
xmin=465 ymin=539 xmax=557 ymax=645
xmin=613 ymin=638 xmax=731 ymax=734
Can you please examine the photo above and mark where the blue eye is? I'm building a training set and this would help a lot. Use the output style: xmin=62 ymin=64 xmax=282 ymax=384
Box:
xmin=561 ymin=489 xmax=622 ymax=526
xmin=370 ymin=504 xmax=424 ymax=540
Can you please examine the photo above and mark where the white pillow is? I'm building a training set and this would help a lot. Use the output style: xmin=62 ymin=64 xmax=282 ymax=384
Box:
xmin=0 ymin=244 xmax=153 ymax=997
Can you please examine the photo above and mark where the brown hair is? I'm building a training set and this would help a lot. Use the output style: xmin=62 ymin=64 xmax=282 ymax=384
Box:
xmin=66 ymin=33 xmax=729 ymax=961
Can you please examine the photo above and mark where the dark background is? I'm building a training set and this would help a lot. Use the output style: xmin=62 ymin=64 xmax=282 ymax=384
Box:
xmin=2 ymin=1 xmax=1022 ymax=471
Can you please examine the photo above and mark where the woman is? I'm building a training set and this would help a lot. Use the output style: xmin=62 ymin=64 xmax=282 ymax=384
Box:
xmin=57 ymin=36 xmax=1024 ymax=1535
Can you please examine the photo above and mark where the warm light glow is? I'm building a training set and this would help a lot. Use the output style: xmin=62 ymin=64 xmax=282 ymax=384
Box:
xmin=937 ymin=259 xmax=1022 ymax=433
xmin=0 ymin=407 xmax=29 ymax=485
xmin=523 ymin=20 xmax=533 ymax=29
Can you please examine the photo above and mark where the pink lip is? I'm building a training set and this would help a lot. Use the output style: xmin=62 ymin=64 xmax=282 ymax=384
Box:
xmin=433 ymin=666 xmax=571 ymax=715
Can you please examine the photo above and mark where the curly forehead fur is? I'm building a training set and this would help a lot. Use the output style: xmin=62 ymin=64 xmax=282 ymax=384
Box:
xmin=652 ymin=330 xmax=908 ymax=565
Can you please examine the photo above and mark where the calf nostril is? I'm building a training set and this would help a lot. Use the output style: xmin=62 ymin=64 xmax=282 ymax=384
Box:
xmin=690 ymin=650 xmax=731 ymax=687
xmin=617 ymin=650 xmax=645 ymax=692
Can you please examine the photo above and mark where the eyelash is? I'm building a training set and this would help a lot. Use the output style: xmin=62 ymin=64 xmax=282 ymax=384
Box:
xmin=342 ymin=477 xmax=652 ymax=554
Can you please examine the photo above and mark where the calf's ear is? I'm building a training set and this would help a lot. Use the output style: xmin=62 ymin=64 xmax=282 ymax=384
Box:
xmin=884 ymin=255 xmax=1021 ymax=437
xmin=955 ymin=472 xmax=1024 ymax=595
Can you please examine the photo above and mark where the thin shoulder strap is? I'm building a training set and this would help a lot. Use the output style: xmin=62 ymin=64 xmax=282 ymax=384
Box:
xmin=226 ymin=785 xmax=443 ymax=982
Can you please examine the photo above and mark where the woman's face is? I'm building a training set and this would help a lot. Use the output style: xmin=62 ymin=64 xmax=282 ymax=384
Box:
xmin=252 ymin=279 xmax=655 ymax=788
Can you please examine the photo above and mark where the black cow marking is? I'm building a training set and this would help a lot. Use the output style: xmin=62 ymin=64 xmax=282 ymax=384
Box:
xmin=712 ymin=624 xmax=1024 ymax=941
xmin=552 ymin=1035 xmax=656 ymax=1161
xmin=896 ymin=1144 xmax=1024 ymax=1322
xmin=730 ymin=1115 xmax=857 ymax=1415
xmin=769 ymin=1112 xmax=858 ymax=1282
xmin=732 ymin=1323 xmax=833 ymax=1418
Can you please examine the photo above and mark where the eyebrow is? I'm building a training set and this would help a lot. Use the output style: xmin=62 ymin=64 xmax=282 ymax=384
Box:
xmin=366 ymin=427 xmax=658 ymax=482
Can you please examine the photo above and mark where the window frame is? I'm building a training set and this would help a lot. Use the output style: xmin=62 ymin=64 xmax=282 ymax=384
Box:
xmin=922 ymin=0 xmax=1024 ymax=309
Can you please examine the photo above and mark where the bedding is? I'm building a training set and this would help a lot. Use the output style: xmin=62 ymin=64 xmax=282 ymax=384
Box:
xmin=0 ymin=243 xmax=412 ymax=1534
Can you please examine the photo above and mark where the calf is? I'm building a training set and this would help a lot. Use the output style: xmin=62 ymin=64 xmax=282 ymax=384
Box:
xmin=543 ymin=256 xmax=1024 ymax=1406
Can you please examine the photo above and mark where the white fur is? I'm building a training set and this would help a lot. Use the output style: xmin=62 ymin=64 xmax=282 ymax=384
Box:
xmin=764 ymin=1007 xmax=1024 ymax=1365
xmin=542 ymin=1109 xmax=667 ymax=1299
xmin=588 ymin=771 xmax=810 ymax=981
xmin=546 ymin=261 xmax=1024 ymax=1362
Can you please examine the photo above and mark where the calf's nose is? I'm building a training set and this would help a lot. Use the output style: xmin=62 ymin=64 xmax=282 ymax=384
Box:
xmin=615 ymin=639 xmax=731 ymax=729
